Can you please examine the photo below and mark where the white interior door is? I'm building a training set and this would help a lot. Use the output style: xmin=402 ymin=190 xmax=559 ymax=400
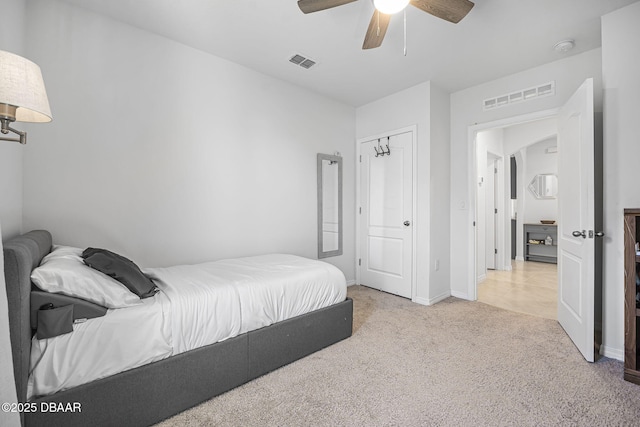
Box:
xmin=359 ymin=131 xmax=413 ymax=298
xmin=557 ymin=78 xmax=596 ymax=362
xmin=486 ymin=159 xmax=497 ymax=270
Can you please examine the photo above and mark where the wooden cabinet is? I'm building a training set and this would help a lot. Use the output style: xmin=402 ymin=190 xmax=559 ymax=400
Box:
xmin=524 ymin=223 xmax=558 ymax=264
xmin=624 ymin=209 xmax=640 ymax=384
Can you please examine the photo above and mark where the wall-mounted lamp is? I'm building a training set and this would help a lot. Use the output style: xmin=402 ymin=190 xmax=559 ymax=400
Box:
xmin=0 ymin=50 xmax=52 ymax=145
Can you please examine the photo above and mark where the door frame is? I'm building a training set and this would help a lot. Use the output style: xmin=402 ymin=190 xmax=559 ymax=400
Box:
xmin=475 ymin=146 xmax=505 ymax=281
xmin=485 ymin=153 xmax=501 ymax=272
xmin=356 ymin=125 xmax=418 ymax=301
xmin=467 ymin=109 xmax=559 ymax=301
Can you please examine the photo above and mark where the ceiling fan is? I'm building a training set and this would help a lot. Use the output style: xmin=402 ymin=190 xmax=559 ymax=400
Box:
xmin=297 ymin=0 xmax=474 ymax=49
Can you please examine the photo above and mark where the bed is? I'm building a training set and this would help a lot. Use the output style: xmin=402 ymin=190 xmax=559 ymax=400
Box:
xmin=4 ymin=230 xmax=353 ymax=426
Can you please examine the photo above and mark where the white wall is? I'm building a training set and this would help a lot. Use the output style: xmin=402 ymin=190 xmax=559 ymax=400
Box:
xmin=21 ymin=0 xmax=356 ymax=280
xmin=428 ymin=84 xmax=452 ymax=302
xmin=356 ymin=81 xmax=451 ymax=304
xmin=503 ymin=118 xmax=557 ymax=156
xmin=0 ymin=0 xmax=27 ymax=240
xmin=522 ymin=138 xmax=558 ymax=224
xmin=450 ymin=48 xmax=603 ymax=301
xmin=602 ymin=1 xmax=640 ymax=360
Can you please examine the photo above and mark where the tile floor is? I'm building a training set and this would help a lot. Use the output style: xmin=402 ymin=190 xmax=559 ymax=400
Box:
xmin=477 ymin=260 xmax=557 ymax=320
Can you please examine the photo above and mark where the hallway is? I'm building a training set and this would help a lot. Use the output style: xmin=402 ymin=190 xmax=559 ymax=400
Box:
xmin=478 ymin=260 xmax=557 ymax=320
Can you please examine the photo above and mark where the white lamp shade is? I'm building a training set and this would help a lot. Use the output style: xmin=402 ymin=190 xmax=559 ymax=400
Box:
xmin=374 ymin=0 xmax=410 ymax=14
xmin=0 ymin=50 xmax=52 ymax=123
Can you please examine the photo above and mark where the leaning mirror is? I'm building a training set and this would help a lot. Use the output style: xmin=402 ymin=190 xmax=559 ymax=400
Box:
xmin=317 ymin=153 xmax=343 ymax=258
xmin=528 ymin=174 xmax=558 ymax=199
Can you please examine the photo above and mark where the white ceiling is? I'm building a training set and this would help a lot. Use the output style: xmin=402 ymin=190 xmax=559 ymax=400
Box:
xmin=59 ymin=0 xmax=638 ymax=107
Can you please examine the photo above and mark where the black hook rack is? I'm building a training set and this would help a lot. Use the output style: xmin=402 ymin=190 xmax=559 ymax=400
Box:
xmin=374 ymin=138 xmax=391 ymax=157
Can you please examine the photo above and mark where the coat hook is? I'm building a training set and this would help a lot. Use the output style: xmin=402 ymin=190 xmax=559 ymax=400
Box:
xmin=373 ymin=138 xmax=391 ymax=157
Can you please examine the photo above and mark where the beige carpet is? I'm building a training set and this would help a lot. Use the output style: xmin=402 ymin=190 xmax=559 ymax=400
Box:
xmin=157 ymin=285 xmax=640 ymax=426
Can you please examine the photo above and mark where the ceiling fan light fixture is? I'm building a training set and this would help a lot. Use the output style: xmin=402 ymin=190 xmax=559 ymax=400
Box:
xmin=373 ymin=0 xmax=409 ymax=15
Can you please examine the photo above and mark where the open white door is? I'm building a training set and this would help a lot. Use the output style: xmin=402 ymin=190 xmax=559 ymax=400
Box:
xmin=557 ymin=78 xmax=597 ymax=362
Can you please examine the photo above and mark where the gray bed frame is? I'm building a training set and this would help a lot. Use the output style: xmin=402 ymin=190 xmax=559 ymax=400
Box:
xmin=3 ymin=230 xmax=353 ymax=426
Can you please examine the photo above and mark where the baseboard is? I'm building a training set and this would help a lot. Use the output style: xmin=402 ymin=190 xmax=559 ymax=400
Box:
xmin=429 ymin=291 xmax=451 ymax=305
xmin=413 ymin=291 xmax=450 ymax=306
xmin=450 ymin=290 xmax=469 ymax=300
xmin=413 ymin=296 xmax=429 ymax=306
xmin=346 ymin=280 xmax=356 ymax=286
xmin=515 ymin=256 xmax=524 ymax=261
xmin=601 ymin=345 xmax=624 ymax=361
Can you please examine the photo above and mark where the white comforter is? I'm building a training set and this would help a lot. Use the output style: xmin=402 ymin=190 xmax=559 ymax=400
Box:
xmin=27 ymin=254 xmax=347 ymax=399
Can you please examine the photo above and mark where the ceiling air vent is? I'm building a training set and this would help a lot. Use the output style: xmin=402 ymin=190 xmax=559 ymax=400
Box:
xmin=289 ymin=53 xmax=317 ymax=70
xmin=299 ymin=59 xmax=316 ymax=69
xmin=483 ymin=81 xmax=555 ymax=111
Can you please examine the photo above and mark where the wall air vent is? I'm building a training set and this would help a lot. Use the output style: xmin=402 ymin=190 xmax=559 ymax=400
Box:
xmin=483 ymin=81 xmax=555 ymax=111
xmin=289 ymin=53 xmax=317 ymax=69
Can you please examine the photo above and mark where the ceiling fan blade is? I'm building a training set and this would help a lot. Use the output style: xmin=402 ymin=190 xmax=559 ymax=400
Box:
xmin=298 ymin=0 xmax=357 ymax=14
xmin=410 ymin=0 xmax=474 ymax=23
xmin=362 ymin=11 xmax=391 ymax=50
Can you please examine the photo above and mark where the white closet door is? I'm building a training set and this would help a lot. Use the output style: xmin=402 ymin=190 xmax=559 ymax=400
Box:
xmin=359 ymin=131 xmax=413 ymax=298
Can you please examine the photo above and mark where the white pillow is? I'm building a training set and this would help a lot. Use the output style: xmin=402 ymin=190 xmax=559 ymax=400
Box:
xmin=31 ymin=245 xmax=142 ymax=309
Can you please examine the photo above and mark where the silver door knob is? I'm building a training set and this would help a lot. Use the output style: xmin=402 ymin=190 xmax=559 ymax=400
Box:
xmin=404 ymin=221 xmax=411 ymax=227
xmin=595 ymin=231 xmax=605 ymax=237
xmin=572 ymin=230 xmax=586 ymax=238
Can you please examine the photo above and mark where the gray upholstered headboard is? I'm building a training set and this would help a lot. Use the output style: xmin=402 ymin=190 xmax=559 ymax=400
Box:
xmin=3 ymin=230 xmax=52 ymax=404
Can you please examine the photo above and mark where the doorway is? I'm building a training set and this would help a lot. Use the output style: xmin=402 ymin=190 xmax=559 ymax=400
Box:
xmin=469 ymin=79 xmax=601 ymax=362
xmin=473 ymin=114 xmax=559 ymax=320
